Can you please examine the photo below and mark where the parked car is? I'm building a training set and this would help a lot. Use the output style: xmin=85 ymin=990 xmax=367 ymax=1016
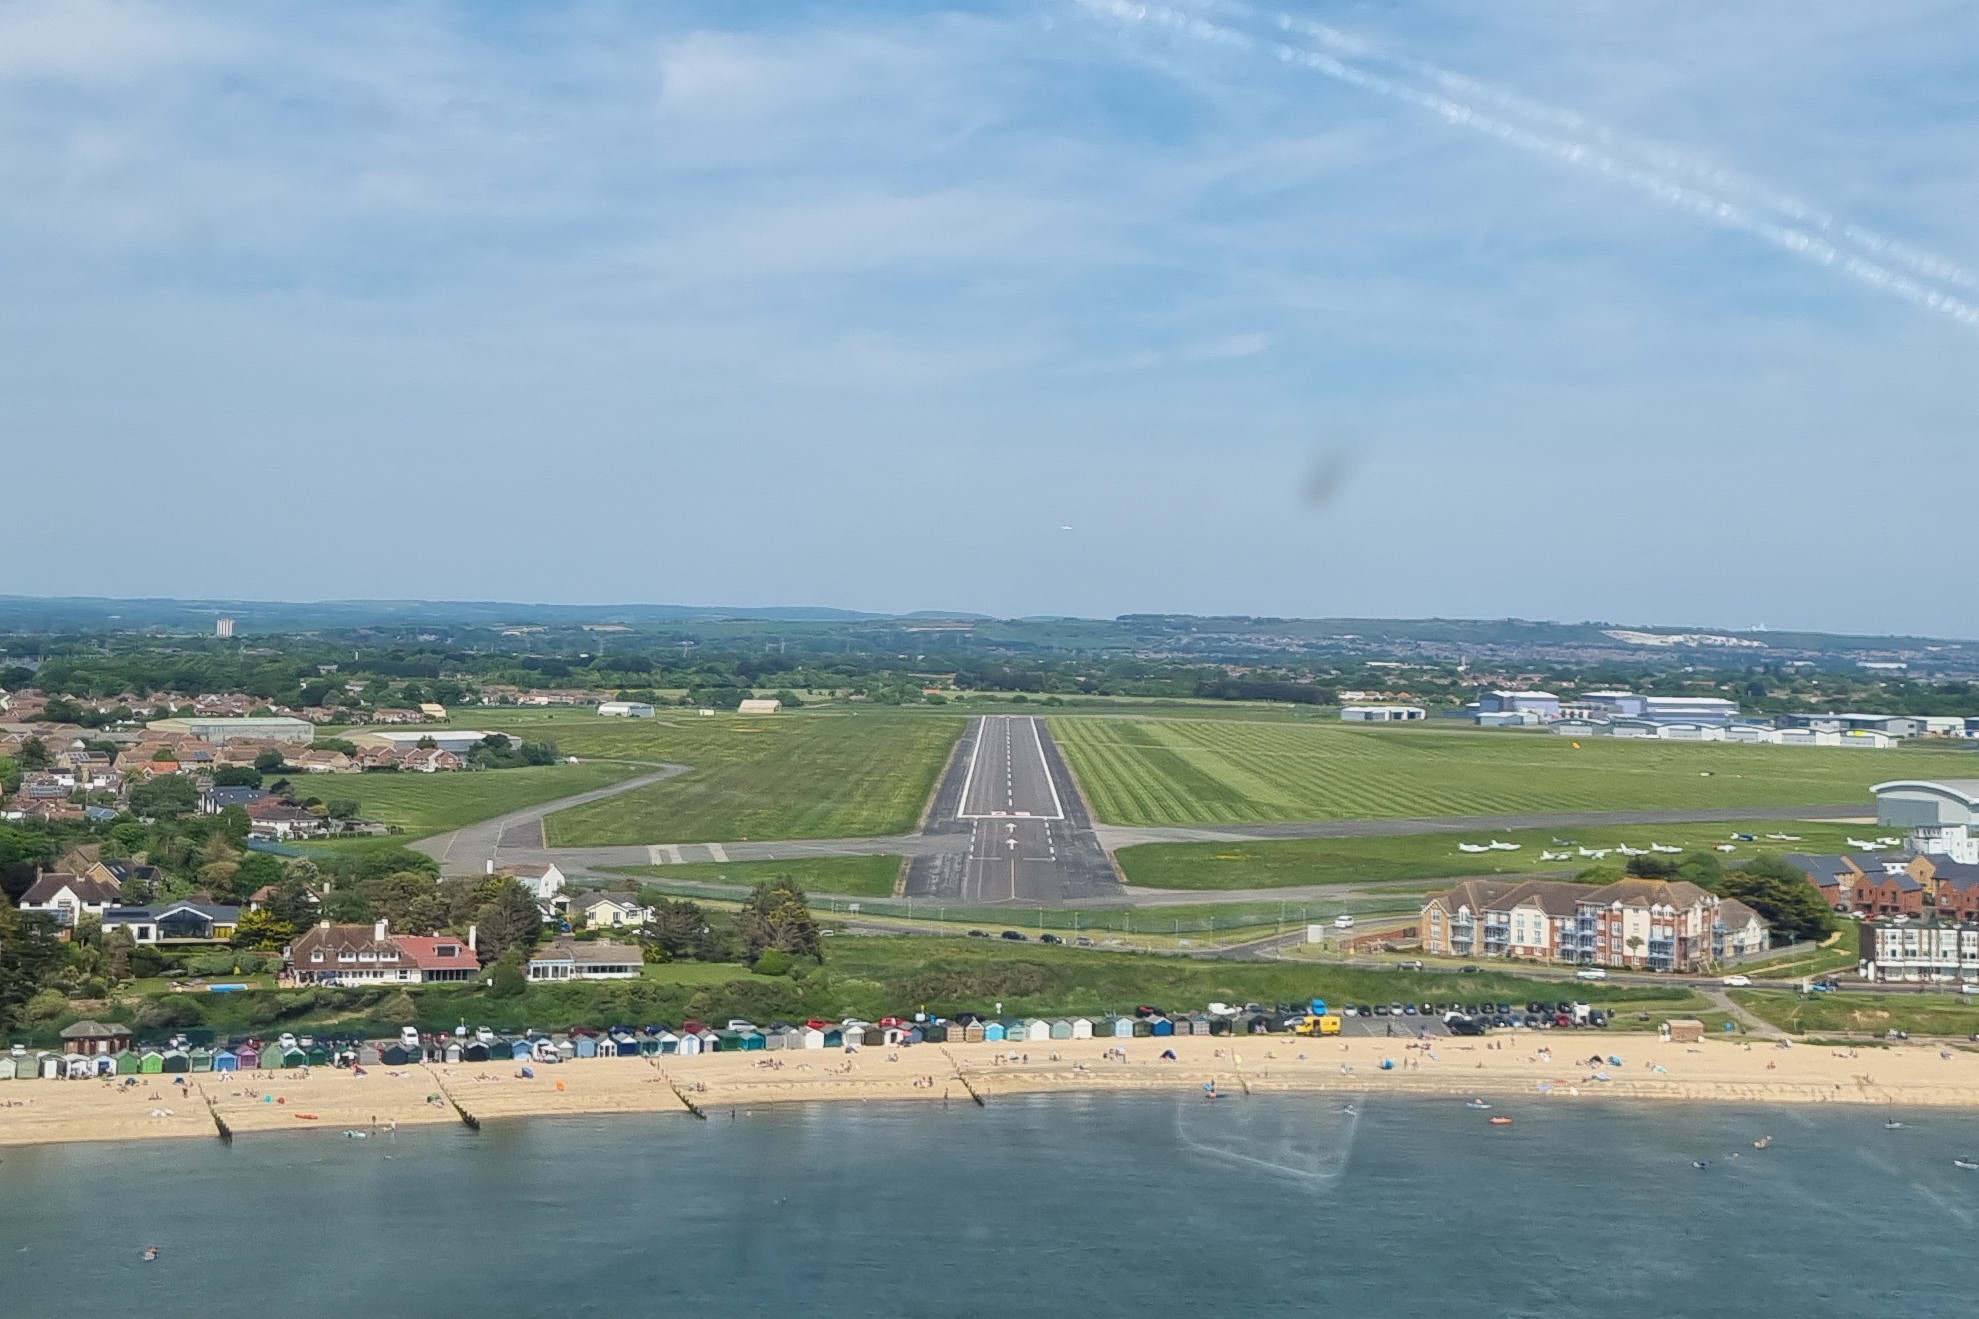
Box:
xmin=999 ymin=930 xmax=1027 ymax=941
xmin=1074 ymin=936 xmax=1095 ymax=947
xmin=1458 ymin=965 xmax=1480 ymax=974
xmin=1721 ymin=974 xmax=1752 ymax=987
xmin=1039 ymin=933 xmax=1064 ymax=945
xmin=967 ymin=930 xmax=988 ymax=938
xmin=1575 ymin=968 xmax=1609 ymax=980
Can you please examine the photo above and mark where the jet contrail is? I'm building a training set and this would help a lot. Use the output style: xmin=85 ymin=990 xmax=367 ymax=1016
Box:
xmin=1076 ymin=0 xmax=1979 ymax=327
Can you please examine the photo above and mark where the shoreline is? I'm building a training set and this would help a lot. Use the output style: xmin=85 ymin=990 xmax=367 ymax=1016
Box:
xmin=3 ymin=1034 xmax=1973 ymax=1149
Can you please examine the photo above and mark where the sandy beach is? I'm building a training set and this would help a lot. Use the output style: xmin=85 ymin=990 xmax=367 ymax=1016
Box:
xmin=4 ymin=1033 xmax=1975 ymax=1148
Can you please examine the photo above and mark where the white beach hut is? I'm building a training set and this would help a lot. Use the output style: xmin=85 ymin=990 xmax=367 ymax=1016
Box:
xmin=1026 ymin=1020 xmax=1052 ymax=1042
xmin=1071 ymin=1018 xmax=1094 ymax=1040
xmin=676 ymin=1031 xmax=703 ymax=1057
xmin=803 ymin=1027 xmax=826 ymax=1050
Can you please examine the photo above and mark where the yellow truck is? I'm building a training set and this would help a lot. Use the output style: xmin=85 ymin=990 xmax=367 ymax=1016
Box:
xmin=1293 ymin=1014 xmax=1343 ymax=1037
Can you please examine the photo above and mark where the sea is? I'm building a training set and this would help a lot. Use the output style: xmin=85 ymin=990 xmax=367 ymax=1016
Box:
xmin=3 ymin=1093 xmax=1975 ymax=1316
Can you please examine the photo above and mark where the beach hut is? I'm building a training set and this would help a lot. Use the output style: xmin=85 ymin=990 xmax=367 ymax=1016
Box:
xmin=1150 ymin=1017 xmax=1174 ymax=1038
xmin=1111 ymin=1017 xmax=1135 ymax=1039
xmin=649 ymin=1029 xmax=679 ymax=1056
xmin=356 ymin=1043 xmax=382 ymax=1066
xmin=39 ymin=1053 xmax=63 ymax=1079
xmin=0 ymin=1054 xmax=16 ymax=1082
xmin=1071 ymin=1018 xmax=1094 ymax=1040
xmin=138 ymin=1051 xmax=165 ymax=1075
xmin=63 ymin=1054 xmax=94 ymax=1079
xmin=1028 ymin=1019 xmax=1054 ymax=1043
xmin=379 ymin=1042 xmax=415 ymax=1066
xmin=919 ymin=1022 xmax=947 ymax=1044
xmin=275 ymin=1045 xmax=308 ymax=1068
xmin=1208 ymin=1016 xmax=1232 ymax=1037
xmin=739 ymin=1031 xmax=766 ymax=1051
xmin=509 ymin=1038 xmax=535 ymax=1061
xmin=1048 ymin=1019 xmax=1073 ymax=1040
xmin=639 ymin=1035 xmax=664 ymax=1057
xmin=554 ymin=1038 xmax=577 ymax=1062
xmin=1131 ymin=1019 xmax=1153 ymax=1038
xmin=114 ymin=1049 xmax=142 ymax=1075
xmin=467 ymin=1041 xmax=495 ymax=1062
xmin=676 ymin=1031 xmax=703 ymax=1057
xmin=574 ymin=1034 xmax=599 ymax=1059
xmin=443 ymin=1041 xmax=462 ymax=1064
xmin=304 ymin=1043 xmax=329 ymax=1066
xmin=93 ymin=1054 xmax=118 ymax=1077
xmin=235 ymin=1043 xmax=261 ymax=1069
xmin=957 ymin=1022 xmax=980 ymax=1044
xmin=761 ymin=1029 xmax=786 ymax=1052
xmin=613 ymin=1032 xmax=642 ymax=1057
xmin=189 ymin=1046 xmax=215 ymax=1072
xmin=983 ymin=1021 xmax=1006 ymax=1043
xmin=213 ymin=1049 xmax=239 ymax=1072
xmin=802 ymin=1027 xmax=826 ymax=1050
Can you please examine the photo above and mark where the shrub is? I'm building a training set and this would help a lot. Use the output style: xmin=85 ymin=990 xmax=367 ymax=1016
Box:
xmin=751 ymin=949 xmax=794 ymax=977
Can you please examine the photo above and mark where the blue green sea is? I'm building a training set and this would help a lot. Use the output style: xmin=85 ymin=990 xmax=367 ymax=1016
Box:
xmin=4 ymin=1093 xmax=1974 ymax=1315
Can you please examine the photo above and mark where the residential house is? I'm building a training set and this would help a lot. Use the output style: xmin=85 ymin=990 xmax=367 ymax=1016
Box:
xmin=1861 ymin=916 xmax=1979 ymax=982
xmin=103 ymin=900 xmax=241 ymax=944
xmin=1421 ymin=876 xmax=1763 ymax=971
xmin=82 ymin=858 xmax=162 ymax=899
xmin=398 ymin=747 xmax=463 ymax=773
xmin=17 ymin=872 xmax=125 ymax=930
xmin=525 ymin=937 xmax=645 ymax=981
xmin=1786 ymin=853 xmax=1934 ymax=917
xmin=506 ymin=862 xmax=566 ymax=903
xmin=285 ymin=920 xmax=407 ymax=983
xmin=290 ymin=749 xmax=356 ymax=774
xmin=568 ymin=891 xmax=652 ymax=929
xmin=390 ymin=934 xmax=482 ymax=983
xmin=243 ymin=796 xmax=327 ymax=839
xmin=202 ymin=784 xmax=271 ymax=814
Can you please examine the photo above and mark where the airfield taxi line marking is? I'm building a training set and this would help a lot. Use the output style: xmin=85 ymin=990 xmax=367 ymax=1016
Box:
xmin=705 ymin=843 xmax=728 ymax=863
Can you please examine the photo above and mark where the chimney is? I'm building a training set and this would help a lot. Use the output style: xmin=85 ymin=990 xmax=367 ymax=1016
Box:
xmin=467 ymin=923 xmax=477 ymax=952
xmin=373 ymin=919 xmax=388 ymax=942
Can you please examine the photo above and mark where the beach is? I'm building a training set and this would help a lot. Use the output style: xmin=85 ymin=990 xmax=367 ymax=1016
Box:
xmin=3 ymin=1032 xmax=1976 ymax=1148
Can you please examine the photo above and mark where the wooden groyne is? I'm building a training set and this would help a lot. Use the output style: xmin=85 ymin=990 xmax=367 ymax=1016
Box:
xmin=655 ymin=1065 xmax=707 ymax=1119
xmin=424 ymin=1068 xmax=481 ymax=1131
xmin=197 ymin=1084 xmax=232 ymax=1145
xmin=941 ymin=1049 xmax=987 ymax=1107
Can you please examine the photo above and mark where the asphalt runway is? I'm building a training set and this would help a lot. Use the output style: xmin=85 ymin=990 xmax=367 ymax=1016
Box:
xmin=904 ymin=715 xmax=1122 ymax=905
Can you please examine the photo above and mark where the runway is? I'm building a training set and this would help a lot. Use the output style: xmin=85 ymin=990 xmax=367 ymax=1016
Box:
xmin=904 ymin=715 xmax=1122 ymax=905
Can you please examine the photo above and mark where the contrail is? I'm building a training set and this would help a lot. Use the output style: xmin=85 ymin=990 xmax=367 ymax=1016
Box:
xmin=1076 ymin=0 xmax=1979 ymax=328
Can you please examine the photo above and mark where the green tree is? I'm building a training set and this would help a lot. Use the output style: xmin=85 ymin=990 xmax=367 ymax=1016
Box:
xmin=0 ymin=906 xmax=68 ymax=1031
xmin=320 ymin=887 xmax=376 ymax=922
xmin=1724 ymin=858 xmax=1838 ymax=943
xmin=738 ymin=878 xmax=821 ymax=960
xmin=211 ymin=766 xmax=263 ymax=788
xmin=473 ymin=879 xmax=544 ymax=960
xmin=17 ymin=736 xmax=50 ymax=770
xmin=231 ymin=908 xmax=297 ymax=951
xmin=358 ymin=870 xmax=440 ymax=928
xmin=488 ymin=951 xmax=527 ymax=998
xmin=253 ymin=749 xmax=287 ymax=773
xmin=647 ymin=899 xmax=708 ymax=959
xmin=105 ymin=925 xmax=137 ymax=984
xmin=128 ymin=774 xmax=199 ymax=818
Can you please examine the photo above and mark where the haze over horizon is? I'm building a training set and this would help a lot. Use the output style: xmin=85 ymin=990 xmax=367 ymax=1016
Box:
xmin=5 ymin=1 xmax=1975 ymax=635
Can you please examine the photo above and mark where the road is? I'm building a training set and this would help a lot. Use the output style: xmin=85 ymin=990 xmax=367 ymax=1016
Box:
xmin=902 ymin=715 xmax=1121 ymax=905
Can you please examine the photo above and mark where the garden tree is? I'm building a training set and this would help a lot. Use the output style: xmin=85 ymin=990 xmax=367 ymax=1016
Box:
xmin=1623 ymin=854 xmax=1676 ymax=879
xmin=358 ymin=871 xmax=442 ymax=931
xmin=326 ymin=799 xmax=361 ymax=820
xmin=0 ymin=905 xmax=67 ymax=1031
xmin=312 ymin=737 xmax=358 ymax=756
xmin=1724 ymin=857 xmax=1838 ymax=944
xmin=211 ymin=766 xmax=263 ymax=788
xmin=264 ymin=877 xmax=320 ymax=930
xmin=230 ymin=908 xmax=297 ymax=951
xmin=151 ymin=746 xmax=179 ymax=762
xmin=0 ymin=824 xmax=58 ymax=903
xmin=108 ymin=821 xmax=150 ymax=855
xmin=17 ymin=736 xmax=49 ymax=770
xmin=197 ymin=859 xmax=241 ymax=896
xmin=1674 ymin=851 xmax=1725 ymax=890
xmin=214 ymin=805 xmax=252 ymax=843
xmin=738 ymin=878 xmax=821 ymax=960
xmin=473 ymin=878 xmax=544 ymax=961
xmin=253 ymin=749 xmax=287 ymax=773
xmin=0 ymin=755 xmax=20 ymax=795
xmin=488 ymin=951 xmax=527 ymax=998
xmin=128 ymin=773 xmax=199 ymax=818
xmin=320 ymin=886 xmax=376 ymax=922
xmin=647 ymin=899 xmax=708 ymax=958
xmin=233 ymin=850 xmax=284 ymax=896
xmin=105 ymin=925 xmax=136 ymax=983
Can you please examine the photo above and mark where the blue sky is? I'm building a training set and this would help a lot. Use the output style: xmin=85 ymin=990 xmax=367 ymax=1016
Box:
xmin=4 ymin=0 xmax=1977 ymax=634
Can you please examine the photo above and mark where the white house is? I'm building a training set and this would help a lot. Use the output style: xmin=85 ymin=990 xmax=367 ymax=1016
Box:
xmin=17 ymin=872 xmax=124 ymax=929
xmin=597 ymin=701 xmax=655 ymax=718
xmin=568 ymin=891 xmax=652 ymax=928
xmin=505 ymin=862 xmax=567 ymax=902
xmin=525 ymin=938 xmax=644 ymax=981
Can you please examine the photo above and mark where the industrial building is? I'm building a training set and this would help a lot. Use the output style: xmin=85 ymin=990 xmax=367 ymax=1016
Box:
xmin=349 ymin=729 xmax=503 ymax=757
xmin=1339 ymin=705 xmax=1425 ymax=722
xmin=145 ymin=716 xmax=314 ymax=746
xmin=597 ymin=701 xmax=656 ymax=718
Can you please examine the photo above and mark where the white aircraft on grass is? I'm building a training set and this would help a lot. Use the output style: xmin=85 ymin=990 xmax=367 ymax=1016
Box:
xmin=1457 ymin=843 xmax=1490 ymax=854
xmin=1847 ymin=838 xmax=1882 ymax=851
xmin=1539 ymin=850 xmax=1572 ymax=862
xmin=1617 ymin=845 xmax=1648 ymax=857
xmin=1874 ymin=836 xmax=1903 ymax=848
xmin=1713 ymin=844 xmax=1738 ymax=853
xmin=1577 ymin=847 xmax=1611 ymax=859
xmin=1765 ymin=833 xmax=1801 ymax=842
xmin=1650 ymin=843 xmax=1683 ymax=854
xmin=1486 ymin=840 xmax=1522 ymax=851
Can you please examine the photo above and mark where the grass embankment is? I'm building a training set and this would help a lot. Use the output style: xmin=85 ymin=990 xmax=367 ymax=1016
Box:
xmin=1050 ymin=715 xmax=1976 ymax=827
xmin=1733 ymin=989 xmax=1979 ymax=1038
xmin=440 ymin=708 xmax=963 ymax=845
xmin=613 ymin=855 xmax=904 ymax=898
xmin=1115 ymin=821 xmax=1873 ymax=891
xmin=19 ymin=938 xmax=1708 ymax=1046
xmin=296 ymin=762 xmax=643 ymax=838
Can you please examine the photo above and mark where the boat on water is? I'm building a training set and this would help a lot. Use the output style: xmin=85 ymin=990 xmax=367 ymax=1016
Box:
xmin=1955 ymin=1159 xmax=1979 ymax=1171
xmin=1753 ymin=1137 xmax=1772 ymax=1150
xmin=1885 ymin=1120 xmax=1906 ymax=1130
xmin=1465 ymin=1099 xmax=1492 ymax=1110
xmin=142 ymin=1247 xmax=159 ymax=1262
xmin=1488 ymin=1116 xmax=1513 ymax=1126
xmin=1692 ymin=1161 xmax=1710 ymax=1169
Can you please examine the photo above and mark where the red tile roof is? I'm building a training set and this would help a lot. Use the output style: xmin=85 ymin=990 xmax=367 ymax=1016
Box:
xmin=391 ymin=935 xmax=481 ymax=973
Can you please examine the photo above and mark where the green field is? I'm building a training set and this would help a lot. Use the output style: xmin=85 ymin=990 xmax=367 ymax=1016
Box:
xmin=1733 ymin=988 xmax=1979 ymax=1038
xmin=435 ymin=708 xmax=964 ymax=845
xmin=1114 ymin=820 xmax=1875 ymax=891
xmin=295 ymin=762 xmax=642 ymax=837
xmin=613 ymin=854 xmax=904 ymax=898
xmin=1051 ymin=716 xmax=1976 ymax=826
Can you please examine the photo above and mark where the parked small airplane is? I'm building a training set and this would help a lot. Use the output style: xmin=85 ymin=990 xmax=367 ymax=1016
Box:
xmin=1486 ymin=840 xmax=1522 ymax=851
xmin=1847 ymin=838 xmax=1881 ymax=851
xmin=1874 ymin=836 xmax=1903 ymax=848
xmin=1649 ymin=844 xmax=1683 ymax=854
xmin=1457 ymin=843 xmax=1490 ymax=854
xmin=1765 ymin=833 xmax=1801 ymax=842
xmin=1539 ymin=850 xmax=1571 ymax=861
xmin=1577 ymin=846 xmax=1611 ymax=859
xmin=1617 ymin=845 xmax=1648 ymax=857
xmin=1713 ymin=844 xmax=1738 ymax=853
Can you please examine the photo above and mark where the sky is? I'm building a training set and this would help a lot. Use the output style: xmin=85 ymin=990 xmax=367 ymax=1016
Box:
xmin=4 ymin=0 xmax=1977 ymax=634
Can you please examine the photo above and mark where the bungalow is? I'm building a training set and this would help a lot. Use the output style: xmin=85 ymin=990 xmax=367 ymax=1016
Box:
xmin=391 ymin=934 xmax=482 ymax=983
xmin=102 ymin=900 xmax=241 ymax=945
xmin=569 ymin=891 xmax=652 ymax=929
xmin=18 ymin=872 xmax=124 ymax=929
xmin=525 ymin=937 xmax=644 ymax=981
